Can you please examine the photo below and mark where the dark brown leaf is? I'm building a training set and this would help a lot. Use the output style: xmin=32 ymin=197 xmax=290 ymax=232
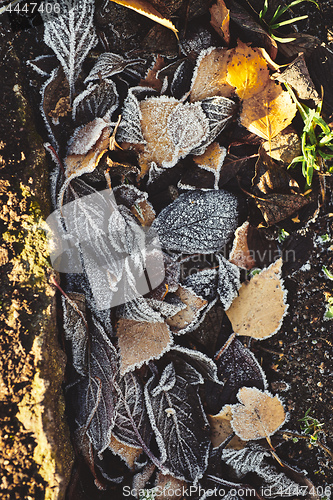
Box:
xmin=254 ymin=192 xmax=310 ymax=226
xmin=275 ymin=54 xmax=320 ymax=105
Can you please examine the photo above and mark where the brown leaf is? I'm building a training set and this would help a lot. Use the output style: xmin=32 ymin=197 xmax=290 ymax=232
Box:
xmin=254 ymin=192 xmax=310 ymax=226
xmin=140 ymin=54 xmax=165 ymax=92
xmin=229 ymin=221 xmax=256 ymax=270
xmin=130 ymin=199 xmax=156 ymax=226
xmin=65 ymin=118 xmax=111 ymax=177
xmin=226 ymin=258 xmax=288 ymax=339
xmin=252 ymin=146 xmax=300 ymax=197
xmin=166 ymin=286 xmax=207 ymax=334
xmin=190 ymin=47 xmax=234 ymax=102
xmin=116 ymin=318 xmax=173 ymax=375
xmin=278 ymin=33 xmax=320 ymax=60
xmin=109 ymin=434 xmax=142 ymax=469
xmin=275 ymin=54 xmax=320 ymax=105
xmin=230 ymin=387 xmax=286 ymax=441
xmin=226 ymin=41 xmax=270 ymax=100
xmin=261 ymin=126 xmax=302 ymax=164
xmin=193 ymin=142 xmax=227 ymax=189
xmin=138 ymin=97 xmax=209 ymax=177
xmin=209 ymin=0 xmax=230 ymax=45
xmin=109 ymin=0 xmax=179 ymax=38
xmin=246 ymin=224 xmax=278 ymax=269
xmin=155 ymin=473 xmax=187 ymax=499
xmin=240 ymin=80 xmax=297 ymax=141
xmin=208 ymin=405 xmax=247 ymax=450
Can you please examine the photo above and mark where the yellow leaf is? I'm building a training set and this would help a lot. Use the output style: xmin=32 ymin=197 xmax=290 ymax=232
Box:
xmin=110 ymin=0 xmax=179 ymax=39
xmin=208 ymin=405 xmax=247 ymax=449
xmin=190 ymin=47 xmax=235 ymax=102
xmin=230 ymin=387 xmax=286 ymax=441
xmin=226 ymin=258 xmax=288 ymax=339
xmin=109 ymin=434 xmax=142 ymax=469
xmin=116 ymin=318 xmax=173 ymax=375
xmin=240 ymin=79 xmax=297 ymax=140
xmin=226 ymin=41 xmax=270 ymax=100
xmin=209 ymin=0 xmax=230 ymax=45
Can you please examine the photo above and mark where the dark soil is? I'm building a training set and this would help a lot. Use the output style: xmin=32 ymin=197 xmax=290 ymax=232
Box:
xmin=1 ymin=1 xmax=333 ymax=499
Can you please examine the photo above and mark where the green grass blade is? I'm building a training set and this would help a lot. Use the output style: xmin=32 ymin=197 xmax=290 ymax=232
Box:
xmin=270 ymin=15 xmax=308 ymax=29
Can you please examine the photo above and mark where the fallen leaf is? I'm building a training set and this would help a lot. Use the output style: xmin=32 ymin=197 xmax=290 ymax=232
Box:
xmin=226 ymin=41 xmax=270 ymax=100
xmin=85 ymin=52 xmax=142 ymax=84
xmin=110 ymin=0 xmax=179 ymax=38
xmin=226 ymin=258 xmax=288 ymax=339
xmin=245 ymin=224 xmax=278 ymax=269
xmin=140 ymin=54 xmax=165 ymax=92
xmin=139 ymin=97 xmax=209 ymax=176
xmin=48 ymin=95 xmax=71 ymax=121
xmin=262 ymin=126 xmax=302 ymax=164
xmin=254 ymin=192 xmax=310 ymax=226
xmin=62 ymin=293 xmax=88 ymax=376
xmin=275 ymin=54 xmax=320 ymax=105
xmin=252 ymin=146 xmax=300 ymax=197
xmin=166 ymin=286 xmax=207 ymax=334
xmin=208 ymin=405 xmax=247 ymax=449
xmin=193 ymin=142 xmax=227 ymax=189
xmin=64 ymin=117 xmax=111 ymax=177
xmin=209 ymin=0 xmax=230 ymax=45
xmin=240 ymin=80 xmax=297 ymax=141
xmin=229 ymin=221 xmax=256 ymax=270
xmin=230 ymin=387 xmax=286 ymax=441
xmin=278 ymin=33 xmax=320 ymax=60
xmin=109 ymin=434 xmax=142 ymax=469
xmin=116 ymin=318 xmax=173 ymax=375
xmin=72 ymin=80 xmax=119 ymax=124
xmin=190 ymin=47 xmax=234 ymax=102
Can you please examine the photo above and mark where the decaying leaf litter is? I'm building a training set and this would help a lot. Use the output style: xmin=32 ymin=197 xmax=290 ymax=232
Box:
xmin=11 ymin=0 xmax=333 ymax=496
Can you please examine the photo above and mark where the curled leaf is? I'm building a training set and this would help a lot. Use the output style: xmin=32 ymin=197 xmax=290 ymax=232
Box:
xmin=226 ymin=258 xmax=288 ymax=339
xmin=229 ymin=221 xmax=256 ymax=270
xmin=166 ymin=286 xmax=208 ymax=334
xmin=230 ymin=387 xmax=286 ymax=441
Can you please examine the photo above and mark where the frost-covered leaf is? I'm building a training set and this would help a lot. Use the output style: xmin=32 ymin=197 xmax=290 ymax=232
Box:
xmin=226 ymin=41 xmax=270 ymax=100
xmin=116 ymin=318 xmax=173 ymax=375
xmin=109 ymin=434 xmax=142 ymax=469
xmin=216 ymin=254 xmax=241 ymax=310
xmin=214 ymin=334 xmax=267 ymax=405
xmin=138 ymin=97 xmax=209 ymax=176
xmin=41 ymin=0 xmax=98 ymax=100
xmin=193 ymin=97 xmax=237 ymax=155
xmin=151 ymin=190 xmax=239 ymax=254
xmin=62 ymin=293 xmax=88 ymax=376
xmin=64 ymin=117 xmax=111 ymax=178
xmin=210 ymin=0 xmax=230 ymax=45
xmin=146 ymin=298 xmax=186 ymax=319
xmin=190 ymin=47 xmax=234 ymax=102
xmin=112 ymin=372 xmax=152 ymax=452
xmin=144 ymin=362 xmax=210 ymax=482
xmin=229 ymin=221 xmax=256 ymax=270
xmin=74 ymin=318 xmax=118 ymax=453
xmin=208 ymin=405 xmax=246 ymax=449
xmin=110 ymin=0 xmax=179 ymax=38
xmin=166 ymin=286 xmax=207 ymax=334
xmin=85 ymin=52 xmax=143 ymax=84
xmin=222 ymin=447 xmax=305 ymax=497
xmin=168 ymin=346 xmax=220 ymax=383
xmin=72 ymin=80 xmax=119 ymax=123
xmin=184 ymin=269 xmax=218 ymax=303
xmin=240 ymin=80 xmax=297 ymax=141
xmin=117 ymin=88 xmax=146 ymax=145
xmin=154 ymin=472 xmax=187 ymax=499
xmin=226 ymin=259 xmax=288 ymax=339
xmin=230 ymin=387 xmax=286 ymax=441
